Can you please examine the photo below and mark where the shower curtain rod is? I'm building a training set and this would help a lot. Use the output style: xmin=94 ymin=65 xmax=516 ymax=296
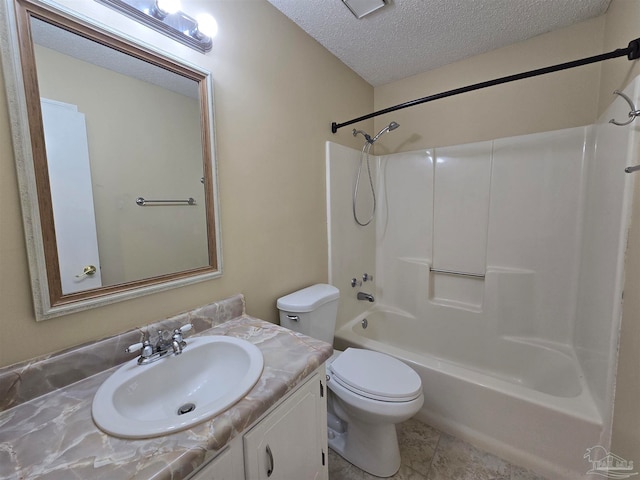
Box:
xmin=331 ymin=37 xmax=640 ymax=133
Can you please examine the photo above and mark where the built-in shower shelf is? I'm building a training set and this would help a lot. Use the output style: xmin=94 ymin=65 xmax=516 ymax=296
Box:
xmin=429 ymin=270 xmax=484 ymax=313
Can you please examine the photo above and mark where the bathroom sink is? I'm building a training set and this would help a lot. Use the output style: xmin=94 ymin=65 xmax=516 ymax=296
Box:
xmin=92 ymin=335 xmax=264 ymax=438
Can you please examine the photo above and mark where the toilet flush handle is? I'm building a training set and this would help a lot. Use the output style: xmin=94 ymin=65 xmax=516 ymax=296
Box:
xmin=286 ymin=314 xmax=299 ymax=322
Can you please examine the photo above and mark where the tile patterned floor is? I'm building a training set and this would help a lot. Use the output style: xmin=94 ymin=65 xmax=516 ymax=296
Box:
xmin=328 ymin=418 xmax=549 ymax=480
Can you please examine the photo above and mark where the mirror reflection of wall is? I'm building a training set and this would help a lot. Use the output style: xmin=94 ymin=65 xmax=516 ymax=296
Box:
xmin=31 ymin=18 xmax=209 ymax=289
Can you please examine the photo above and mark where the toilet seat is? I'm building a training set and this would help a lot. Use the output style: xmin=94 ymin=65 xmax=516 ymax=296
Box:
xmin=329 ymin=348 xmax=422 ymax=402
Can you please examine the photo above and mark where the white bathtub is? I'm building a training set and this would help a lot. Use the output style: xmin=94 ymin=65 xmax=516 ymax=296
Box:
xmin=333 ymin=307 xmax=605 ymax=480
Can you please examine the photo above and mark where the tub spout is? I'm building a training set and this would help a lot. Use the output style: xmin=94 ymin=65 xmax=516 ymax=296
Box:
xmin=357 ymin=292 xmax=375 ymax=302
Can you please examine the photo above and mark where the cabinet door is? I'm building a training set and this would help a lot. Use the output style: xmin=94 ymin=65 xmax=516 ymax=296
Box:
xmin=244 ymin=372 xmax=327 ymax=480
xmin=188 ymin=440 xmax=243 ymax=480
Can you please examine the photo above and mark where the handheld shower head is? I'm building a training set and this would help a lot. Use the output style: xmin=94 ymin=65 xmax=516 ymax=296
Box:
xmin=371 ymin=121 xmax=400 ymax=143
xmin=351 ymin=121 xmax=399 ymax=227
xmin=352 ymin=122 xmax=399 ymax=145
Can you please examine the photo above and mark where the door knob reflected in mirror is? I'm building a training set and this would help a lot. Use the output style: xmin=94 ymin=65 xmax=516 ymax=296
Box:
xmin=75 ymin=265 xmax=97 ymax=278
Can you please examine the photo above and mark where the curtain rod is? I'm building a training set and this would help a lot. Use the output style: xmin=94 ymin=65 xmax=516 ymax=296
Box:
xmin=331 ymin=37 xmax=640 ymax=134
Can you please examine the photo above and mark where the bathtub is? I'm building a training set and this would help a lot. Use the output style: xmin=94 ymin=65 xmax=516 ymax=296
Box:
xmin=333 ymin=307 xmax=605 ymax=479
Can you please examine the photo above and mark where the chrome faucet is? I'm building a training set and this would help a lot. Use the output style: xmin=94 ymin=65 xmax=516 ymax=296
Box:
xmin=357 ymin=292 xmax=375 ymax=302
xmin=126 ymin=324 xmax=193 ymax=365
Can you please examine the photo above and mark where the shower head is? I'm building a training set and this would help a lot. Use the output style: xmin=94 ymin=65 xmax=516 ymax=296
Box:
xmin=371 ymin=121 xmax=400 ymax=143
xmin=352 ymin=121 xmax=399 ymax=145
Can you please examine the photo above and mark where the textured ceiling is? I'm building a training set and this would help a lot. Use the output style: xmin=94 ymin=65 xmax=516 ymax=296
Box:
xmin=31 ymin=18 xmax=198 ymax=99
xmin=266 ymin=0 xmax=611 ymax=86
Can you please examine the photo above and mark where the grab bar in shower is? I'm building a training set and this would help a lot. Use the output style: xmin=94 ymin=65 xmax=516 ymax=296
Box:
xmin=430 ymin=268 xmax=485 ymax=279
xmin=136 ymin=197 xmax=196 ymax=206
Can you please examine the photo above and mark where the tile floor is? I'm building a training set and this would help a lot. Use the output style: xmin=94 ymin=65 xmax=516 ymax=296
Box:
xmin=328 ymin=418 xmax=549 ymax=480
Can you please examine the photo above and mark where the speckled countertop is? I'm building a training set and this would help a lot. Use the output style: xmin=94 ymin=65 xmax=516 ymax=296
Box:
xmin=0 ymin=295 xmax=333 ymax=480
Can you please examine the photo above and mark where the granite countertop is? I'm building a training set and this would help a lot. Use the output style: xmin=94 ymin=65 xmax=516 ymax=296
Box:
xmin=0 ymin=296 xmax=333 ymax=480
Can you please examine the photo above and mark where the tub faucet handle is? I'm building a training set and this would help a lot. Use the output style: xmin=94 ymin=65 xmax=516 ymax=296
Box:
xmin=363 ymin=273 xmax=373 ymax=282
xmin=351 ymin=277 xmax=362 ymax=288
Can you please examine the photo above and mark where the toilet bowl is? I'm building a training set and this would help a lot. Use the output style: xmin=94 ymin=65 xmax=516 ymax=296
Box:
xmin=278 ymin=284 xmax=424 ymax=478
xmin=326 ymin=348 xmax=424 ymax=477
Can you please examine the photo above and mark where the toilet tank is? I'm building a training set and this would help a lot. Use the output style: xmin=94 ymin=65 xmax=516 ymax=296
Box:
xmin=277 ymin=284 xmax=339 ymax=344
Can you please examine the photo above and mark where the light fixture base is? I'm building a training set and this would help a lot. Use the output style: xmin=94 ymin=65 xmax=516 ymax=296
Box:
xmin=95 ymin=0 xmax=212 ymax=52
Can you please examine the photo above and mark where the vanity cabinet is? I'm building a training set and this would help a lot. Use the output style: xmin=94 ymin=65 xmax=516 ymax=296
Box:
xmin=244 ymin=368 xmax=328 ymax=479
xmin=190 ymin=445 xmax=243 ymax=480
xmin=188 ymin=366 xmax=328 ymax=480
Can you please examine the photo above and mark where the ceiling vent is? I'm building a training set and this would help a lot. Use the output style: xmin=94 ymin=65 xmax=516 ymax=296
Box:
xmin=341 ymin=0 xmax=386 ymax=19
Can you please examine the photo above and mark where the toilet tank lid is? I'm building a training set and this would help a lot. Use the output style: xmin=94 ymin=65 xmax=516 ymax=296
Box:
xmin=277 ymin=284 xmax=340 ymax=312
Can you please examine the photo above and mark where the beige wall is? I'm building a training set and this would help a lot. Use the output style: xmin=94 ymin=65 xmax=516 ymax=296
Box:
xmin=373 ymin=16 xmax=605 ymax=152
xmin=0 ymin=0 xmax=372 ymax=367
xmin=603 ymin=0 xmax=640 ymax=466
xmin=598 ymin=0 xmax=640 ymax=115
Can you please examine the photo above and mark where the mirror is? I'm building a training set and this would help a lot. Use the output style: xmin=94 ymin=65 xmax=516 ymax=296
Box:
xmin=0 ymin=0 xmax=222 ymax=320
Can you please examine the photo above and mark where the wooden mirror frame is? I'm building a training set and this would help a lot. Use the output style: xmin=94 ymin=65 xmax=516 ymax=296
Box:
xmin=0 ymin=0 xmax=222 ymax=320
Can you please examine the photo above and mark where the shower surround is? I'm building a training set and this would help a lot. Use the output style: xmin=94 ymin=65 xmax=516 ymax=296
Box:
xmin=326 ymin=78 xmax=639 ymax=478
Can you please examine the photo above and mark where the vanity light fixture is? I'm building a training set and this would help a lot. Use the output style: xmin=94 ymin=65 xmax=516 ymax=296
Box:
xmin=94 ymin=0 xmax=217 ymax=52
xmin=341 ymin=0 xmax=387 ymax=19
xmin=151 ymin=0 xmax=180 ymax=19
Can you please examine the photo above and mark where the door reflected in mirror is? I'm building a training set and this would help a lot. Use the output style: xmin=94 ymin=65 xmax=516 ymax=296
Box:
xmin=2 ymin=0 xmax=221 ymax=318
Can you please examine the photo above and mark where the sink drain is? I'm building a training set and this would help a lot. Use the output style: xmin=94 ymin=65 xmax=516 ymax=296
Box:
xmin=177 ymin=403 xmax=196 ymax=415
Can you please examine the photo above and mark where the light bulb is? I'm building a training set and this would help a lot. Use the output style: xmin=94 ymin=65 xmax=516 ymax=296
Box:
xmin=156 ymin=0 xmax=181 ymax=15
xmin=195 ymin=14 xmax=218 ymax=38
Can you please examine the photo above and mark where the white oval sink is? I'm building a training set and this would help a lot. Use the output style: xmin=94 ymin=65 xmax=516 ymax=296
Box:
xmin=92 ymin=335 xmax=264 ymax=438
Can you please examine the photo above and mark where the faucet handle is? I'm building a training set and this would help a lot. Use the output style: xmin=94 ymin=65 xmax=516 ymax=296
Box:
xmin=176 ymin=323 xmax=193 ymax=334
xmin=125 ymin=330 xmax=153 ymax=354
xmin=125 ymin=330 xmax=149 ymax=353
xmin=172 ymin=323 xmax=193 ymax=343
xmin=125 ymin=342 xmax=143 ymax=354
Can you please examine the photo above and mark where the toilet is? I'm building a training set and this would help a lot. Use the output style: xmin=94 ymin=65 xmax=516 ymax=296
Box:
xmin=278 ymin=284 xmax=424 ymax=478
